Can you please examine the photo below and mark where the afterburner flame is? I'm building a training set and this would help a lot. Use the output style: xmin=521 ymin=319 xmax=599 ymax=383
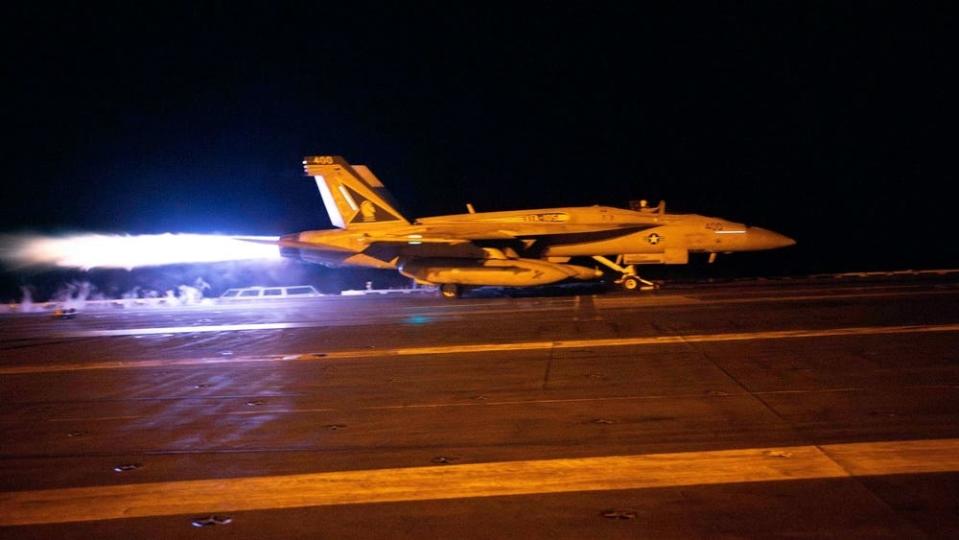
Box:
xmin=2 ymin=234 xmax=281 ymax=269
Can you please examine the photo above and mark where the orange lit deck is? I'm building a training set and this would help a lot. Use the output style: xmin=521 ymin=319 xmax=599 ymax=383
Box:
xmin=2 ymin=276 xmax=958 ymax=538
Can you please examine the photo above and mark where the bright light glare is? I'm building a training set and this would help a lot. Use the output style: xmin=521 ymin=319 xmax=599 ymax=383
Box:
xmin=3 ymin=234 xmax=281 ymax=269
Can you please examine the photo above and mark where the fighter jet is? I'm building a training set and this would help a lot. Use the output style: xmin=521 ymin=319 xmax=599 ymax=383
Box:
xmin=279 ymin=156 xmax=795 ymax=298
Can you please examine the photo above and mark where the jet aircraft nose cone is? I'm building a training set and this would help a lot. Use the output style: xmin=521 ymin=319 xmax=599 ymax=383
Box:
xmin=749 ymin=228 xmax=796 ymax=250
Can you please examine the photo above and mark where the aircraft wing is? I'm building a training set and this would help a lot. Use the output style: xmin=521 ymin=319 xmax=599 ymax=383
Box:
xmin=360 ymin=222 xmax=651 ymax=244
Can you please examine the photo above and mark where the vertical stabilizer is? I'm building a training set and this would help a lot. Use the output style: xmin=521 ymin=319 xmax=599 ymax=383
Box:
xmin=303 ymin=156 xmax=410 ymax=229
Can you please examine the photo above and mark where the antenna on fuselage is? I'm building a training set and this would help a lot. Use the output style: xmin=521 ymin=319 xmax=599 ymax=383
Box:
xmin=628 ymin=199 xmax=666 ymax=214
xmin=466 ymin=203 xmax=476 ymax=214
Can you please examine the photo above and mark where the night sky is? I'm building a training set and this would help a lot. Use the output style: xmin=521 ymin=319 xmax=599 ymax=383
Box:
xmin=2 ymin=3 xmax=957 ymax=298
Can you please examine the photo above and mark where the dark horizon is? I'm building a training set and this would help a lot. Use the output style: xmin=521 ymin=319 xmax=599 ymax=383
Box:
xmin=2 ymin=4 xmax=956 ymax=299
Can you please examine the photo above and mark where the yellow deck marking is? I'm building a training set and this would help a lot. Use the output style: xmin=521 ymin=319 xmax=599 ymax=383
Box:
xmin=3 ymin=323 xmax=959 ymax=375
xmin=596 ymin=287 xmax=959 ymax=309
xmin=393 ymin=323 xmax=959 ymax=355
xmin=2 ymin=438 xmax=959 ymax=526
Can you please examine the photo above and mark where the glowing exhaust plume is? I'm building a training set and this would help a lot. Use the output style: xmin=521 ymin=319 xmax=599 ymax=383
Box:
xmin=2 ymin=234 xmax=281 ymax=269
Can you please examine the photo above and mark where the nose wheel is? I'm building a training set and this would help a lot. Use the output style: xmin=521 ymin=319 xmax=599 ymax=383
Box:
xmin=591 ymin=256 xmax=658 ymax=291
xmin=620 ymin=276 xmax=642 ymax=291
xmin=617 ymin=275 xmax=657 ymax=291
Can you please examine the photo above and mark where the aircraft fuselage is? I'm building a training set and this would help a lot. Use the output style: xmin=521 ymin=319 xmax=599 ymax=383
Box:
xmin=280 ymin=155 xmax=795 ymax=294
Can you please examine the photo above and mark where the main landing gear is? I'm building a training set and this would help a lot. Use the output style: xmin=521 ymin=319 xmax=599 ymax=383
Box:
xmin=439 ymin=283 xmax=461 ymax=299
xmin=591 ymin=256 xmax=658 ymax=291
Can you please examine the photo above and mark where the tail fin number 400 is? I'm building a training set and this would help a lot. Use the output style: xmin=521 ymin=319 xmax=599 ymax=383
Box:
xmin=303 ymin=156 xmax=410 ymax=229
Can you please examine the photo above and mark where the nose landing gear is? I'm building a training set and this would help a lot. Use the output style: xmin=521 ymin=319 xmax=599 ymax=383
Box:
xmin=617 ymin=274 xmax=657 ymax=291
xmin=591 ymin=256 xmax=658 ymax=291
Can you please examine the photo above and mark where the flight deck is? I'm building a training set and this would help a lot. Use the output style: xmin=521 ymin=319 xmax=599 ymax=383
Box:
xmin=1 ymin=275 xmax=958 ymax=538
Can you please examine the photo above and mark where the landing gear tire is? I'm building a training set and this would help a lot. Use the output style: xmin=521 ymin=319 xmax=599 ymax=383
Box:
xmin=592 ymin=256 xmax=658 ymax=292
xmin=619 ymin=275 xmax=658 ymax=292
xmin=440 ymin=284 xmax=460 ymax=299
xmin=621 ymin=276 xmax=641 ymax=291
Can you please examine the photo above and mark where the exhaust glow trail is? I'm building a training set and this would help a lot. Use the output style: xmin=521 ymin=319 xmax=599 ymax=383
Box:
xmin=2 ymin=233 xmax=281 ymax=269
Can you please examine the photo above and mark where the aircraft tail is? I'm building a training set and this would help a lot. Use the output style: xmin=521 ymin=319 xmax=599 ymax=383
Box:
xmin=303 ymin=155 xmax=410 ymax=229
